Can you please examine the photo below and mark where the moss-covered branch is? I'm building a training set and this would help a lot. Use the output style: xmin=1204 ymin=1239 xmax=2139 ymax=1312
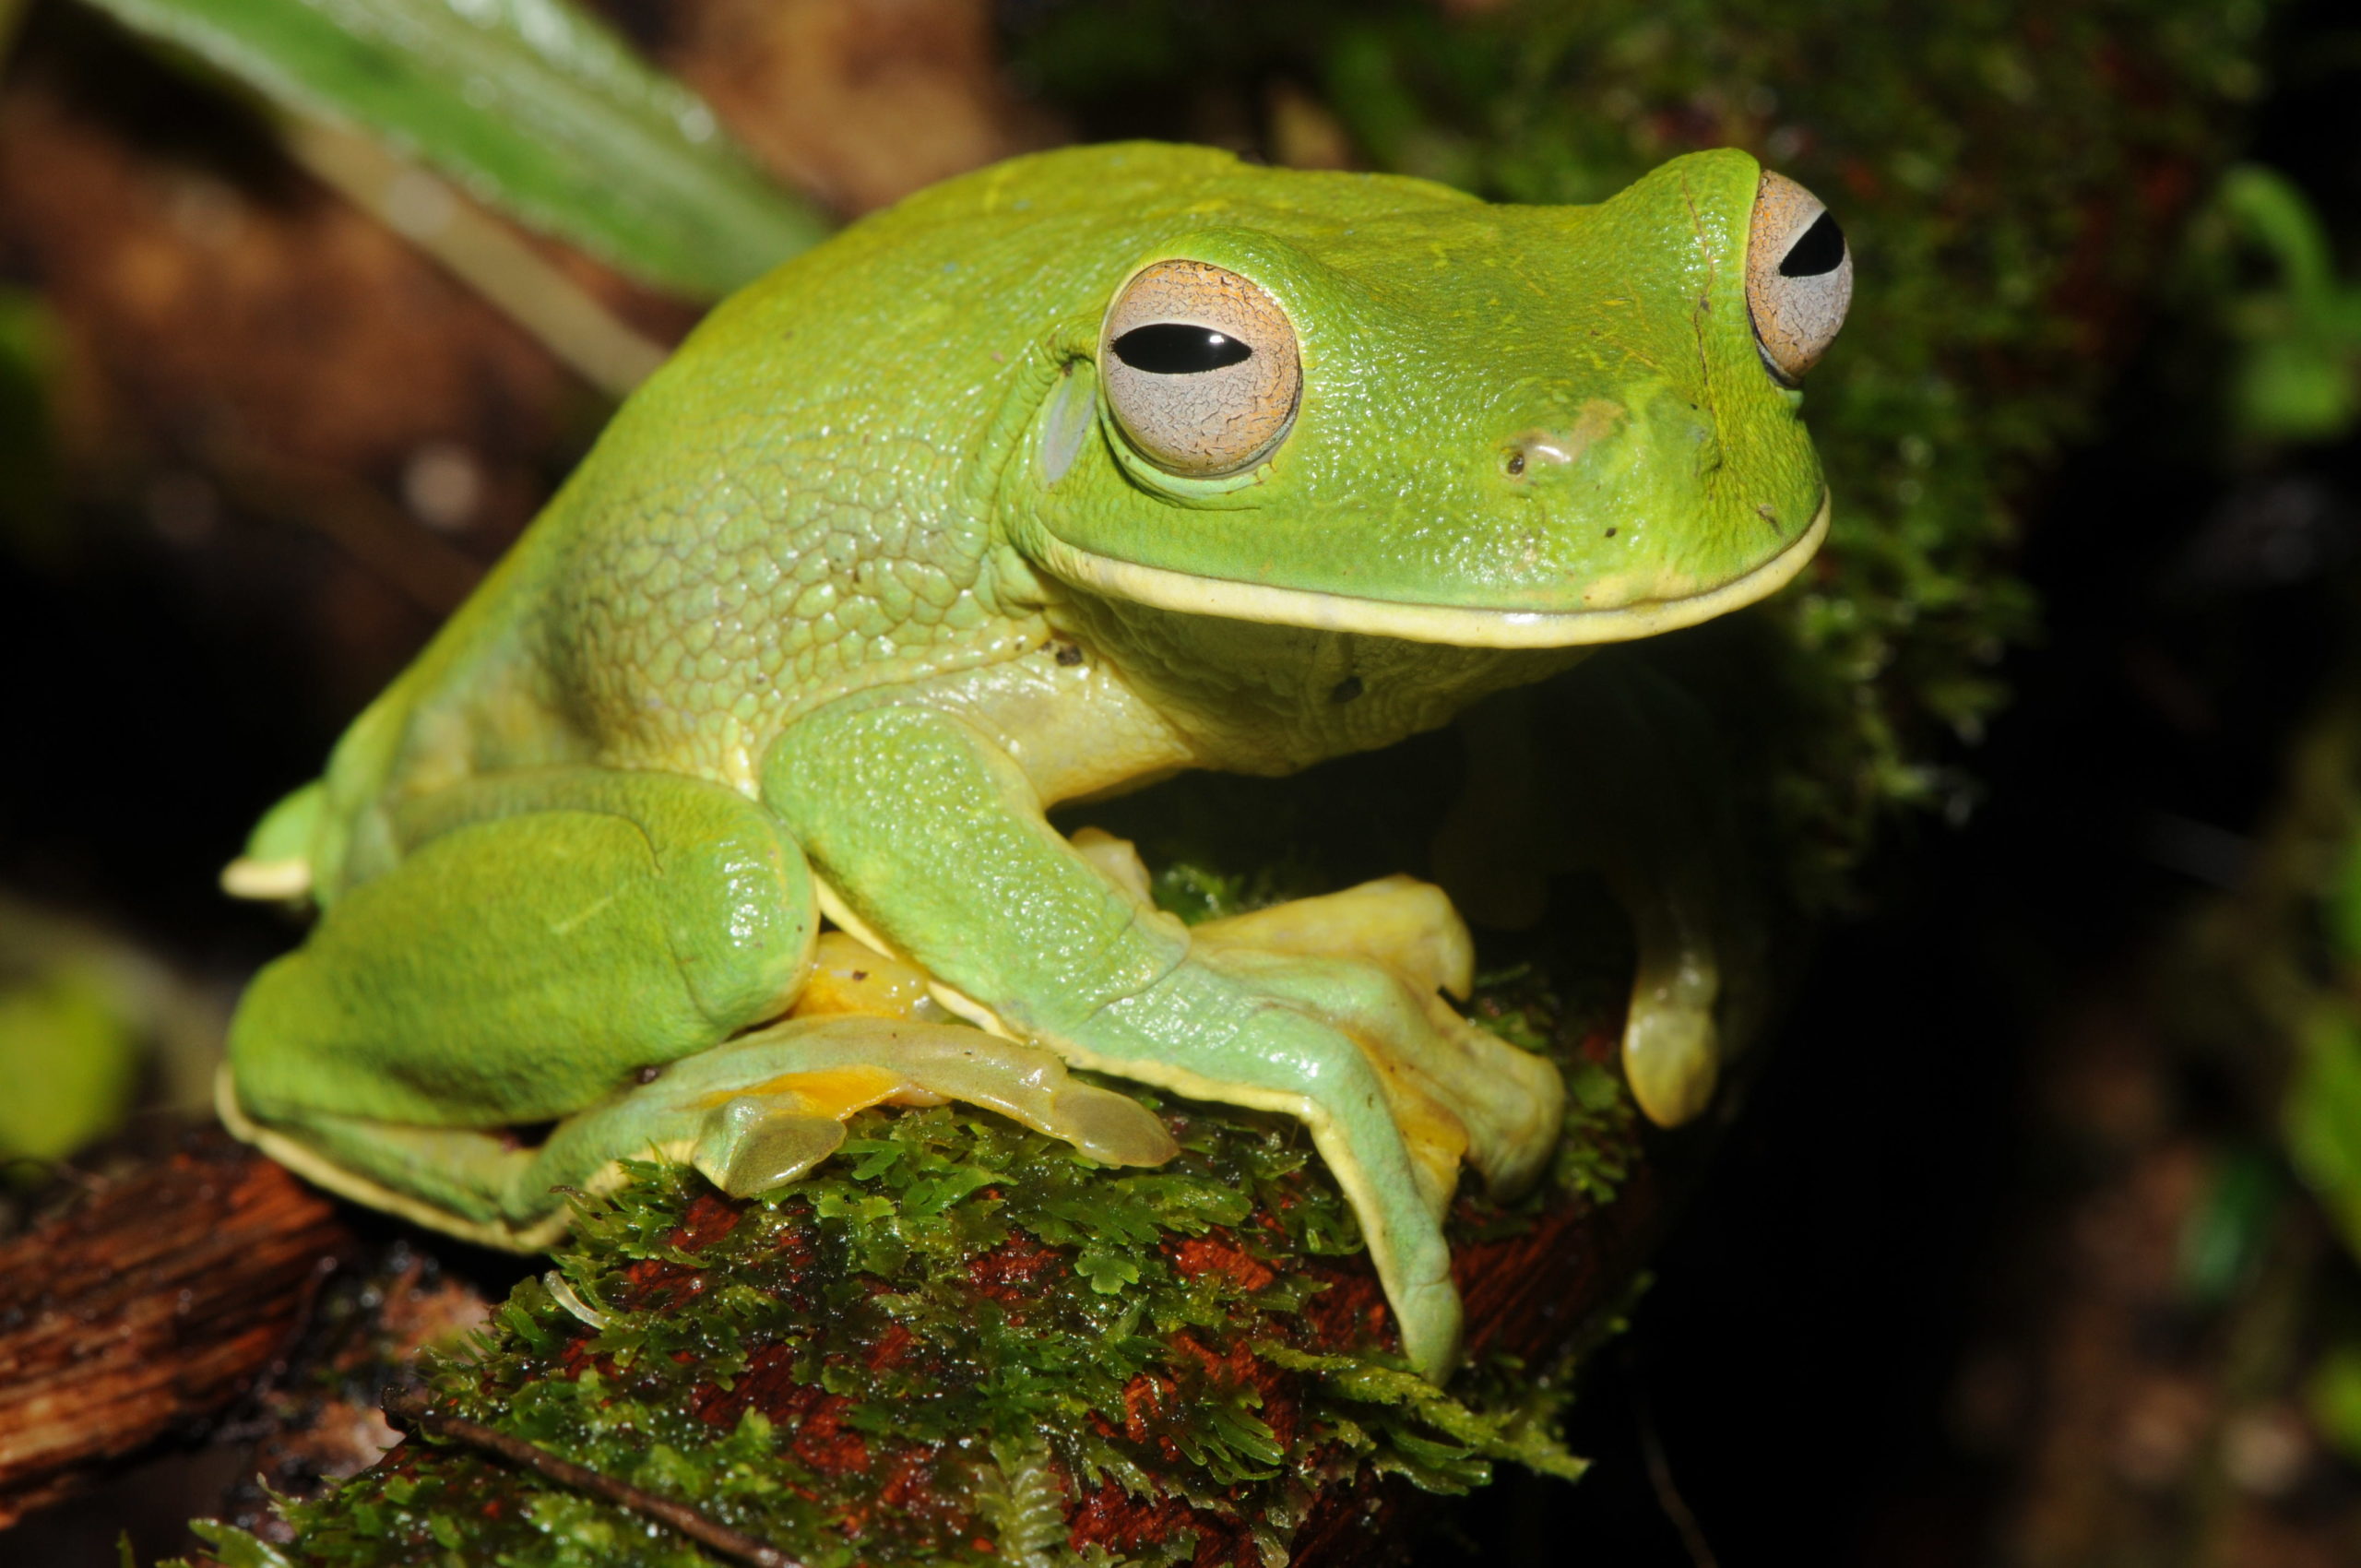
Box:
xmin=200 ymin=957 xmax=1646 ymax=1567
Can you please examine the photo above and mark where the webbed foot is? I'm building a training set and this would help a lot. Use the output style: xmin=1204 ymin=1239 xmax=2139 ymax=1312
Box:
xmin=1063 ymin=830 xmax=1565 ymax=1379
xmin=220 ymin=1012 xmax=1175 ymax=1252
xmin=667 ymin=1015 xmax=1180 ymax=1196
xmin=1189 ymin=879 xmax=1564 ymax=1199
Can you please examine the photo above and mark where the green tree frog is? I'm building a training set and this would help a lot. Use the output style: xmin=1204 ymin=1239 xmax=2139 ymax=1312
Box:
xmin=216 ymin=142 xmax=1851 ymax=1381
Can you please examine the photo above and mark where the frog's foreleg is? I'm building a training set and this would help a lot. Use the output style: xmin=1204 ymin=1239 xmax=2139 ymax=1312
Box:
xmin=1608 ymin=837 xmax=1743 ymax=1126
xmin=1575 ymin=665 xmax=1769 ymax=1128
xmin=764 ymin=701 xmax=1471 ymax=1379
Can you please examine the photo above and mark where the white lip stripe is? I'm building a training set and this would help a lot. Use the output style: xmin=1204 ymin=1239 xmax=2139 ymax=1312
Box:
xmin=1038 ymin=492 xmax=1832 ymax=648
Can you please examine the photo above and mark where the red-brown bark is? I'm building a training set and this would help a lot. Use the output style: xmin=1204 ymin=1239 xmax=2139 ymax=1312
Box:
xmin=0 ymin=1133 xmax=356 ymax=1526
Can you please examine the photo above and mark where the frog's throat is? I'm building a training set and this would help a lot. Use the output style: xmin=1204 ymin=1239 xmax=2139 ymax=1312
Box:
xmin=1036 ymin=490 xmax=1831 ymax=649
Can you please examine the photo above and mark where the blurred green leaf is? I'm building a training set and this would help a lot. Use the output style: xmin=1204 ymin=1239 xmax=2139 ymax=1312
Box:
xmin=2175 ymin=1143 xmax=2283 ymax=1304
xmin=77 ymin=0 xmax=830 ymax=299
xmin=2308 ymin=1341 xmax=2361 ymax=1467
xmin=2284 ymin=1009 xmax=2361 ymax=1260
xmin=0 ymin=286 xmax=62 ymax=561
xmin=0 ymin=962 xmax=142 ymax=1166
xmin=2187 ymin=165 xmax=2361 ymax=447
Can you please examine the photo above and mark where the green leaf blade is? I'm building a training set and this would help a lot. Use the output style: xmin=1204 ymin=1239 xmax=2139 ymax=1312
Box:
xmin=84 ymin=0 xmax=830 ymax=298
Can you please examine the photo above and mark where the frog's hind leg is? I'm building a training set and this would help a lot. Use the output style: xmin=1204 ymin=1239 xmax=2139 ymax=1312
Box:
xmin=216 ymin=1070 xmax=579 ymax=1249
xmin=223 ymin=767 xmax=820 ymax=1226
xmin=220 ymin=1016 xmax=1178 ymax=1250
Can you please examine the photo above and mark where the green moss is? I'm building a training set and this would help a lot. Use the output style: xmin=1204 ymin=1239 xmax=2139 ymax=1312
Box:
xmin=234 ymin=1014 xmax=1630 ymax=1567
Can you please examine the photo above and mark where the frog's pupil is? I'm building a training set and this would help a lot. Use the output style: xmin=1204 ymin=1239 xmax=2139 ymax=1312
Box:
xmin=1112 ymin=324 xmax=1252 ymax=374
xmin=1778 ymin=211 xmax=1846 ymax=278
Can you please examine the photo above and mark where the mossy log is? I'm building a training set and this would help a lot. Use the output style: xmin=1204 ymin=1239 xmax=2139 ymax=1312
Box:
xmin=177 ymin=960 xmax=1651 ymax=1568
xmin=0 ymin=958 xmax=1652 ymax=1566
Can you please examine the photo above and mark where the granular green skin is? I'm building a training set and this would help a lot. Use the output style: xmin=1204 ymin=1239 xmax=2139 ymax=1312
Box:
xmin=243 ymin=1013 xmax=1628 ymax=1568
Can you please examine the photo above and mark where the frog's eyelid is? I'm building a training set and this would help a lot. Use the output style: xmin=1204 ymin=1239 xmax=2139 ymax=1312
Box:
xmin=1746 ymin=172 xmax=1853 ymax=385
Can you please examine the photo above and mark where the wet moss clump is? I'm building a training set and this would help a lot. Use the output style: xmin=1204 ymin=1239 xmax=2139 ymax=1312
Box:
xmin=200 ymin=981 xmax=1633 ymax=1567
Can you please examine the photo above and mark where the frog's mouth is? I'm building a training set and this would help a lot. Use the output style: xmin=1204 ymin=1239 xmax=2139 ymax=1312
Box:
xmin=1037 ymin=490 xmax=1831 ymax=648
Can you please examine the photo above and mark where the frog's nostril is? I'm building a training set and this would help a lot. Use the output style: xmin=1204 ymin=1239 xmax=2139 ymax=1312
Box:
xmin=1503 ymin=434 xmax=1577 ymax=478
xmin=1503 ymin=403 xmax=1625 ymax=480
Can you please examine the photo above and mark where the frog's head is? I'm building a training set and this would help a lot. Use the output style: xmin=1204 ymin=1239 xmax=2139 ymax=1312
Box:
xmin=1009 ymin=146 xmax=1850 ymax=647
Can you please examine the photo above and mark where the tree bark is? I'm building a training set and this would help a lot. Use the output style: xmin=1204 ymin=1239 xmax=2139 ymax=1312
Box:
xmin=0 ymin=1131 xmax=355 ymax=1526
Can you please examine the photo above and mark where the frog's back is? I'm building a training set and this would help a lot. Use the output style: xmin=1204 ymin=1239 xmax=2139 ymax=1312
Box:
xmin=293 ymin=144 xmax=1481 ymax=888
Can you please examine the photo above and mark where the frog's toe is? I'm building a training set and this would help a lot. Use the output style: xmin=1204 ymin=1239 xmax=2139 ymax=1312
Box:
xmin=1068 ymin=826 xmax=1158 ymax=907
xmin=1391 ymin=1266 xmax=1465 ymax=1384
xmin=1193 ymin=875 xmax=1476 ymax=1000
xmin=1619 ymin=921 xmax=1723 ymax=1127
xmin=652 ymin=1015 xmax=1180 ymax=1180
xmin=1418 ymin=999 xmax=1563 ymax=1197
xmin=1044 ymin=1078 xmax=1187 ymax=1166
xmin=1622 ymin=992 xmax=1719 ymax=1127
xmin=694 ymin=1097 xmax=852 ymax=1197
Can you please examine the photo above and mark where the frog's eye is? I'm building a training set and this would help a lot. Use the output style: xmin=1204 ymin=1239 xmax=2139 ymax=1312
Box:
xmin=1746 ymin=172 xmax=1853 ymax=386
xmin=1101 ymin=260 xmax=1301 ymax=476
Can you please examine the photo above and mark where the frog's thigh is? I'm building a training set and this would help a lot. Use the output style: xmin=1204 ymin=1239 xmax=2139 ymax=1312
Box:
xmin=228 ymin=768 xmax=815 ymax=1133
xmin=1190 ymin=882 xmax=1563 ymax=1198
xmin=217 ymin=1084 xmax=564 ymax=1245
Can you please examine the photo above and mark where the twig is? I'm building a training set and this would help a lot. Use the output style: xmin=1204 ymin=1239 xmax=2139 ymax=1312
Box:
xmin=380 ymin=1388 xmax=798 ymax=1568
xmin=1633 ymin=1366 xmax=1718 ymax=1568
